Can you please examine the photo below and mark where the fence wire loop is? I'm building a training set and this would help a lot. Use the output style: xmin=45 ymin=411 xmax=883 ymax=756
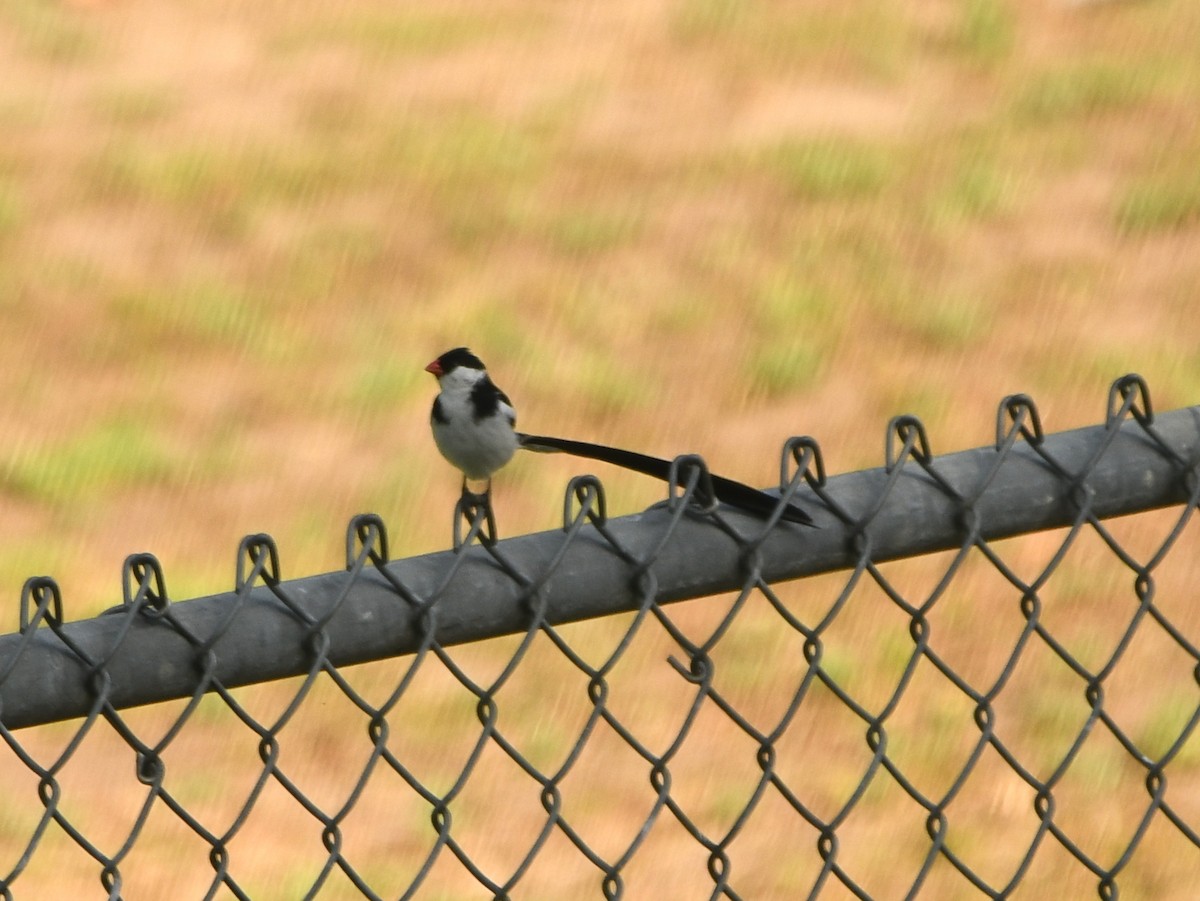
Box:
xmin=666 ymin=453 xmax=718 ymax=516
xmin=563 ymin=474 xmax=606 ymax=530
xmin=345 ymin=513 xmax=389 ymax=570
xmin=18 ymin=578 xmax=62 ymax=634
xmin=781 ymin=435 xmax=825 ymax=489
xmin=236 ymin=533 xmax=280 ymax=590
xmin=996 ymin=393 xmax=1044 ymax=448
xmin=453 ymin=492 xmax=498 ymax=549
xmin=1108 ymin=372 xmax=1153 ymax=427
xmin=135 ymin=751 xmax=164 ymax=786
xmin=2 ymin=388 xmax=1200 ymax=900
xmin=121 ymin=553 xmax=168 ymax=617
xmin=667 ymin=643 xmax=714 ymax=685
xmin=886 ymin=414 xmax=932 ymax=470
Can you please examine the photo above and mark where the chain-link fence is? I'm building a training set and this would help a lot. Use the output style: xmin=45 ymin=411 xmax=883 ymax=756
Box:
xmin=1 ymin=375 xmax=1199 ymax=899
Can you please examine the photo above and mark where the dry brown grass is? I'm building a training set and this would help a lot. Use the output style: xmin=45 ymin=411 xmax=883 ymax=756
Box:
xmin=1 ymin=0 xmax=1200 ymax=896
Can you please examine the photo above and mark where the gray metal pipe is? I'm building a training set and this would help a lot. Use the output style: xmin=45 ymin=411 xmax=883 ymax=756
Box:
xmin=1 ymin=406 xmax=1197 ymax=730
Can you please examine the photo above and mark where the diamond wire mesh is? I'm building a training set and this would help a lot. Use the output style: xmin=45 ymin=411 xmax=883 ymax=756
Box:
xmin=1 ymin=375 xmax=1200 ymax=899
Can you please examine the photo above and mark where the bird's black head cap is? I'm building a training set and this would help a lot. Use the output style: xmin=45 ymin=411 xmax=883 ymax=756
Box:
xmin=431 ymin=347 xmax=486 ymax=374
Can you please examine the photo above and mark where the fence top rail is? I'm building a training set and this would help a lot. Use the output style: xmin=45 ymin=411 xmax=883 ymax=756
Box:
xmin=1 ymin=393 xmax=1197 ymax=730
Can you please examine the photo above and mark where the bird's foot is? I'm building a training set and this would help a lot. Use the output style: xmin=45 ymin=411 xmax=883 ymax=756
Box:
xmin=454 ymin=480 xmax=499 ymax=547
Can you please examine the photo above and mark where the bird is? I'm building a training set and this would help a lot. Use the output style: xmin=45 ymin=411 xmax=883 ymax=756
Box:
xmin=426 ymin=347 xmax=520 ymax=485
xmin=425 ymin=347 xmax=814 ymax=526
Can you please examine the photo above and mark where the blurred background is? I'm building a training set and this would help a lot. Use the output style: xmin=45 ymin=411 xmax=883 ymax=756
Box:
xmin=1 ymin=0 xmax=1199 ymax=896
xmin=0 ymin=0 xmax=1197 ymax=609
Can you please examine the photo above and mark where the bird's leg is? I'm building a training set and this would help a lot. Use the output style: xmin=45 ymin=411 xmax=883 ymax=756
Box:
xmin=454 ymin=478 xmax=498 ymax=547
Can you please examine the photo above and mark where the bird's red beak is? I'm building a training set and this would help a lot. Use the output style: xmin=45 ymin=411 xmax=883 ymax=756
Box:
xmin=425 ymin=359 xmax=443 ymax=377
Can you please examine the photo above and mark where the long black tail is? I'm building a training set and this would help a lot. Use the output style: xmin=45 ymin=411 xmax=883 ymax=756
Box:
xmin=518 ymin=433 xmax=814 ymax=526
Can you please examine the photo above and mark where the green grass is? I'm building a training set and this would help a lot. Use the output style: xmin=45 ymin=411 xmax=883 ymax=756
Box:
xmin=759 ymin=138 xmax=895 ymax=202
xmin=85 ymin=141 xmax=346 ymax=210
xmin=886 ymin=296 xmax=995 ymax=350
xmin=80 ymin=115 xmax=547 ymax=235
xmin=91 ymin=85 xmax=181 ymax=128
xmin=111 ymin=279 xmax=284 ymax=356
xmin=1016 ymin=63 xmax=1159 ymax=124
xmin=569 ymin=352 xmax=654 ymax=418
xmin=270 ymin=9 xmax=523 ymax=58
xmin=669 ymin=0 xmax=748 ymax=39
xmin=1116 ymin=171 xmax=1200 ymax=234
xmin=393 ymin=113 xmax=547 ymax=193
xmin=953 ymin=0 xmax=1015 ymax=67
xmin=747 ymin=271 xmax=840 ymax=397
xmin=0 ymin=535 xmax=87 ymax=596
xmin=441 ymin=197 xmax=522 ymax=250
xmin=1136 ymin=693 xmax=1200 ymax=764
xmin=538 ymin=207 xmax=646 ymax=257
xmin=346 ymin=357 xmax=425 ymax=414
xmin=746 ymin=342 xmax=826 ymax=399
xmin=1 ymin=419 xmax=181 ymax=506
xmin=274 ymin=223 xmax=392 ymax=303
xmin=82 ymin=116 xmax=528 ymax=220
xmin=0 ymin=178 xmax=21 ymax=237
xmin=756 ymin=270 xmax=840 ymax=327
xmin=0 ymin=0 xmax=100 ymax=63
xmin=647 ymin=292 xmax=719 ymax=334
xmin=1149 ymin=350 xmax=1200 ymax=409
xmin=932 ymin=156 xmax=1022 ymax=223
xmin=669 ymin=0 xmax=913 ymax=79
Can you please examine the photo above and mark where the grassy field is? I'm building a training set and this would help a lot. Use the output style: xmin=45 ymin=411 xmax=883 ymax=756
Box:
xmin=1 ymin=0 xmax=1200 ymax=897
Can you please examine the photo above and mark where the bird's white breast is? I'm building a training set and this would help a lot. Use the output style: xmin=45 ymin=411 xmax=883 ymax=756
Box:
xmin=431 ymin=384 xmax=518 ymax=480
